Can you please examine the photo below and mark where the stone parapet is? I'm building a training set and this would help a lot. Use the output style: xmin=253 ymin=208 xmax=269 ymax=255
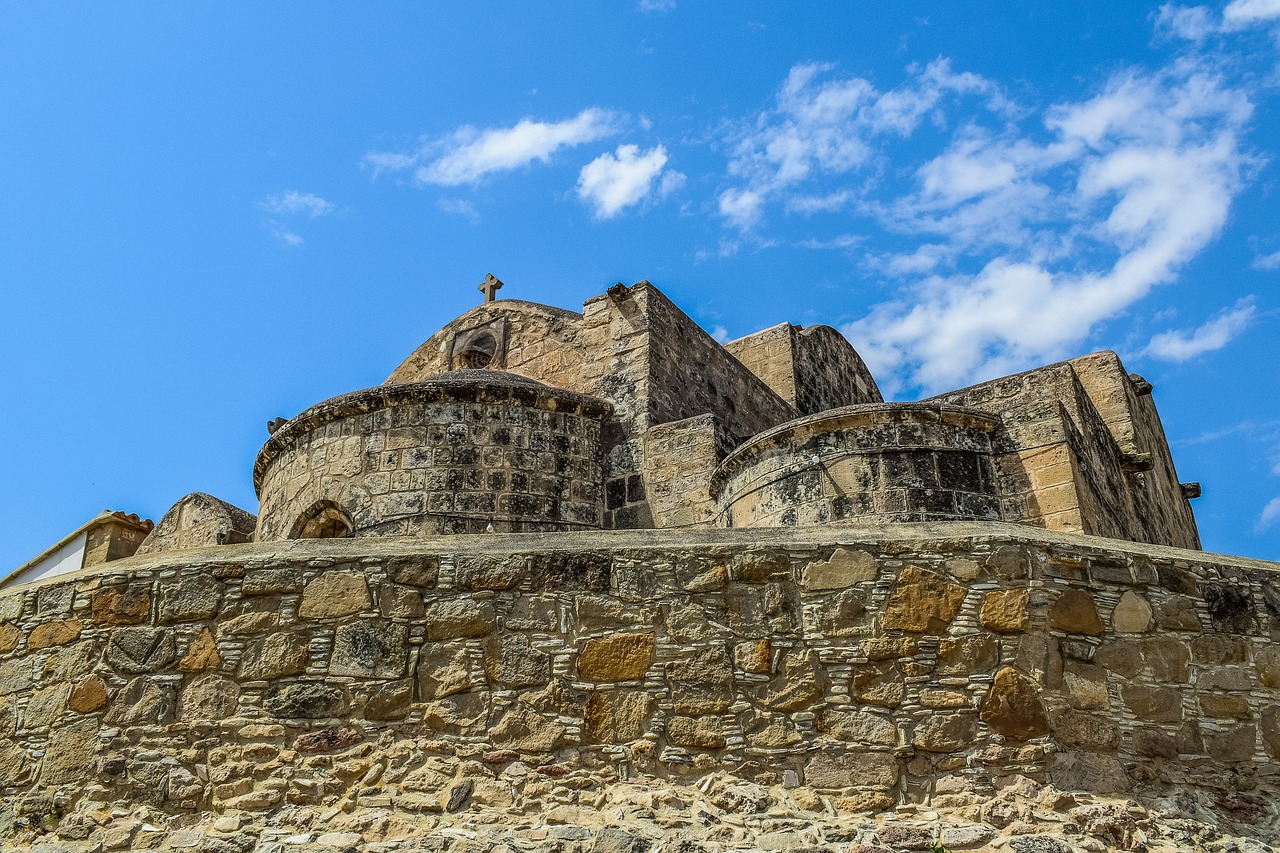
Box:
xmin=0 ymin=523 xmax=1275 ymax=821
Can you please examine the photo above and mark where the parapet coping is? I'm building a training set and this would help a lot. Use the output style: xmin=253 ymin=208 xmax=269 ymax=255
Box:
xmin=709 ymin=402 xmax=1003 ymax=495
xmin=11 ymin=520 xmax=1276 ymax=594
xmin=253 ymin=372 xmax=614 ymax=493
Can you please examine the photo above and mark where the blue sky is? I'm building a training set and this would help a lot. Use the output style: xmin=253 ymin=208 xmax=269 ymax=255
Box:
xmin=2 ymin=2 xmax=1279 ymax=567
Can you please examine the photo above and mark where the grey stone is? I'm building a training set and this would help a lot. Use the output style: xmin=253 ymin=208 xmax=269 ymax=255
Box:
xmin=105 ymin=627 xmax=177 ymax=674
xmin=330 ymin=621 xmax=408 ymax=678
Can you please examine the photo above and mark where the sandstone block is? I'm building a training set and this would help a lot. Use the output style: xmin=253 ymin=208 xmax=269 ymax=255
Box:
xmin=1048 ymin=588 xmax=1103 ymax=635
xmin=938 ymin=633 xmax=999 ymax=676
xmin=584 ymin=690 xmax=654 ymax=743
xmin=178 ymin=628 xmax=221 ymax=673
xmin=1154 ymin=594 xmax=1201 ymax=631
xmin=804 ymin=750 xmax=898 ymax=789
xmin=801 ymin=548 xmax=876 ymax=590
xmin=179 ymin=673 xmax=240 ymax=721
xmin=365 ymin=680 xmax=412 ymax=721
xmin=1257 ymin=646 xmax=1280 ymax=688
xmin=668 ymin=646 xmax=734 ymax=714
xmin=980 ymin=667 xmax=1049 ymax=741
xmin=0 ymin=659 xmax=33 ymax=696
xmin=91 ymin=587 xmax=151 ymax=625
xmin=919 ymin=687 xmax=968 ymax=708
xmin=880 ymin=566 xmax=965 ymax=633
xmin=1262 ymin=706 xmax=1280 ymax=758
xmin=810 ymin=589 xmax=868 ymax=637
xmin=819 ymin=709 xmax=897 ymax=745
xmin=1093 ymin=640 xmax=1142 ymax=678
xmin=106 ymin=628 xmax=176 ymax=674
xmin=506 ymin=595 xmax=558 ymax=631
xmin=733 ymin=638 xmax=771 ymax=673
xmin=1063 ymin=661 xmax=1110 ymax=710
xmin=985 ymin=545 xmax=1030 ymax=579
xmin=456 ymin=555 xmax=524 ymax=590
xmin=23 ymin=683 xmax=69 ymax=729
xmin=1121 ymin=684 xmax=1182 ymax=723
xmin=41 ymin=719 xmax=100 ymax=784
xmin=1200 ymin=693 xmax=1252 ymax=720
xmin=1111 ymin=590 xmax=1153 ymax=633
xmin=724 ymin=582 xmax=796 ymax=636
xmin=422 ymin=692 xmax=488 ymax=734
xmin=1049 ymin=751 xmax=1132 ymax=794
xmin=386 ymin=556 xmax=439 ymax=588
xmin=377 ymin=583 xmax=425 ymax=618
xmin=1051 ymin=710 xmax=1119 ymax=751
xmin=416 ymin=643 xmax=474 ymax=700
xmin=27 ymin=619 xmax=82 ymax=650
xmin=1205 ymin=725 xmax=1257 ymax=764
xmin=426 ymin=599 xmax=495 ymax=640
xmin=1192 ymin=634 xmax=1250 ymax=665
xmin=980 ymin=588 xmax=1029 ymax=633
xmin=486 ymin=633 xmax=552 ymax=687
xmin=0 ymin=742 xmax=28 ymax=787
xmin=760 ymin=648 xmax=826 ymax=711
xmin=330 ymin=621 xmax=407 ymax=679
xmin=913 ymin=713 xmax=977 ymax=752
xmin=852 ymin=660 xmax=903 ymax=709
xmin=239 ymin=632 xmax=309 ymax=680
xmin=490 ymin=704 xmax=565 ymax=753
xmin=576 ymin=632 xmax=654 ymax=682
xmin=0 ymin=622 xmax=19 ymax=653
xmin=667 ymin=715 xmax=727 ymax=749
xmin=68 ymin=675 xmax=108 ymax=713
xmin=158 ymin=573 xmax=224 ymax=623
xmin=1142 ymin=636 xmax=1190 ymax=683
xmin=264 ymin=683 xmax=348 ymax=718
xmin=104 ymin=677 xmax=176 ymax=725
xmin=298 ymin=571 xmax=372 ymax=618
xmin=241 ymin=568 xmax=301 ymax=595
xmin=294 ymin=726 xmax=362 ymax=753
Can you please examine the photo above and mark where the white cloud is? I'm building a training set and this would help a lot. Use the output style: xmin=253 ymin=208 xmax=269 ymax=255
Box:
xmin=437 ymin=197 xmax=480 ymax=224
xmin=710 ymin=325 xmax=729 ymax=343
xmin=1253 ymin=249 xmax=1280 ymax=270
xmin=1155 ymin=4 xmax=1216 ymax=41
xmin=576 ymin=144 xmax=673 ymax=218
xmin=364 ymin=108 xmax=619 ymax=186
xmin=267 ymin=222 xmax=304 ymax=248
xmin=259 ymin=191 xmax=334 ymax=217
xmin=638 ymin=0 xmax=675 ymax=11
xmin=1224 ymin=0 xmax=1280 ymax=28
xmin=1147 ymin=298 xmax=1257 ymax=360
xmin=1257 ymin=496 xmax=1280 ymax=531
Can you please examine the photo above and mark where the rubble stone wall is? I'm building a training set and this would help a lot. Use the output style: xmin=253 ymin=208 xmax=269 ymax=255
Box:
xmin=0 ymin=524 xmax=1276 ymax=819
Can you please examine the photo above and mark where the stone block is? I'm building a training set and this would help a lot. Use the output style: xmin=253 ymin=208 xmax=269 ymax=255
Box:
xmin=264 ymin=683 xmax=348 ymax=718
xmin=239 ymin=632 xmax=309 ymax=680
xmin=1154 ymin=594 xmax=1201 ymax=631
xmin=819 ymin=709 xmax=897 ymax=745
xmin=490 ymin=704 xmax=565 ymax=753
xmin=365 ymin=680 xmax=412 ymax=720
xmin=1063 ymin=661 xmax=1110 ymax=710
xmin=880 ymin=566 xmax=966 ymax=633
xmin=299 ymin=571 xmax=372 ymax=618
xmin=1257 ymin=646 xmax=1280 ymax=688
xmin=22 ymin=683 xmax=69 ymax=729
xmin=426 ymin=599 xmax=496 ymax=640
xmin=851 ymin=660 xmax=903 ymax=708
xmin=760 ymin=648 xmax=827 ymax=711
xmin=1051 ymin=710 xmax=1119 ymax=751
xmin=330 ymin=621 xmax=408 ymax=679
xmin=938 ymin=633 xmax=999 ymax=676
xmin=178 ymin=674 xmax=240 ymax=721
xmin=913 ymin=713 xmax=977 ymax=752
xmin=417 ymin=643 xmax=475 ymax=700
xmin=1049 ymin=751 xmax=1131 ymax=794
xmin=106 ymin=627 xmax=177 ymax=674
xmin=486 ymin=633 xmax=552 ymax=687
xmin=801 ymin=548 xmax=877 ymax=590
xmin=980 ymin=667 xmax=1049 ymax=741
xmin=158 ymin=573 xmax=224 ymax=623
xmin=804 ymin=750 xmax=898 ymax=790
xmin=178 ymin=627 xmax=222 ymax=673
xmin=0 ymin=623 xmax=17 ymax=654
xmin=68 ymin=675 xmax=108 ymax=713
xmin=1093 ymin=639 xmax=1141 ymax=678
xmin=104 ymin=676 xmax=175 ymax=725
xmin=92 ymin=587 xmax=151 ymax=625
xmin=1200 ymin=693 xmax=1252 ymax=720
xmin=378 ymin=583 xmax=425 ymax=618
xmin=1204 ymin=725 xmax=1257 ymax=764
xmin=981 ymin=587 xmax=1029 ymax=633
xmin=668 ymin=646 xmax=734 ymax=714
xmin=27 ymin=619 xmax=82 ymax=650
xmin=576 ymin=633 xmax=654 ymax=682
xmin=1048 ymin=588 xmax=1103 ymax=635
xmin=1142 ymin=636 xmax=1190 ymax=683
xmin=41 ymin=719 xmax=100 ymax=784
xmin=1110 ymin=591 xmax=1153 ymax=633
xmin=584 ymin=690 xmax=654 ymax=743
xmin=734 ymin=638 xmax=771 ymax=673
xmin=241 ymin=568 xmax=301 ymax=594
xmin=456 ymin=555 xmax=525 ymax=591
xmin=1121 ymin=684 xmax=1182 ymax=723
xmin=667 ymin=715 xmax=727 ymax=749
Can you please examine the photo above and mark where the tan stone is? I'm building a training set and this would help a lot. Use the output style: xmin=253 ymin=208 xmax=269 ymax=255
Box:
xmin=1051 ymin=710 xmax=1119 ymax=751
xmin=1048 ymin=588 xmax=1103 ymax=635
xmin=426 ymin=599 xmax=495 ymax=640
xmin=490 ymin=704 xmax=564 ymax=753
xmin=667 ymin=715 xmax=727 ymax=749
xmin=835 ymin=791 xmax=895 ymax=812
xmin=980 ymin=588 xmax=1029 ymax=633
xmin=919 ymin=688 xmax=969 ymax=709
xmin=761 ymin=648 xmax=827 ymax=711
xmin=23 ymin=683 xmax=70 ymax=728
xmin=0 ymin=622 xmax=19 ymax=654
xmin=1258 ymin=646 xmax=1280 ymax=689
xmin=1200 ymin=693 xmax=1252 ymax=720
xmin=1142 ymin=636 xmax=1190 ymax=683
xmin=91 ymin=587 xmax=151 ymax=625
xmin=584 ymin=690 xmax=654 ymax=743
xmin=980 ymin=667 xmax=1049 ymax=741
xmin=27 ymin=619 xmax=82 ymax=650
xmin=801 ymin=548 xmax=876 ymax=590
xmin=937 ymin=633 xmax=999 ymax=676
xmin=41 ymin=719 xmax=100 ymax=784
xmin=819 ymin=709 xmax=897 ymax=745
xmin=734 ymin=639 xmax=771 ymax=673
xmin=914 ymin=714 xmax=978 ymax=752
xmin=298 ymin=571 xmax=371 ymax=618
xmin=238 ymin=632 xmax=308 ymax=680
xmin=1062 ymin=661 xmax=1109 ymax=710
xmin=1111 ymin=591 xmax=1153 ymax=633
xmin=417 ymin=643 xmax=474 ymax=700
xmin=178 ymin=674 xmax=240 ymax=721
xmin=0 ymin=742 xmax=28 ymax=787
xmin=852 ymin=661 xmax=903 ymax=708
xmin=576 ymin=633 xmax=654 ymax=682
xmin=68 ymin=675 xmax=108 ymax=713
xmin=178 ymin=628 xmax=221 ymax=673
xmin=804 ymin=751 xmax=898 ymax=789
xmin=1121 ymin=684 xmax=1182 ymax=723
xmin=880 ymin=566 xmax=966 ymax=633
xmin=1093 ymin=639 xmax=1141 ymax=678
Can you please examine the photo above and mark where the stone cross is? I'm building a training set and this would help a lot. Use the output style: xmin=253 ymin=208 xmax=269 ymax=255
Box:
xmin=478 ymin=273 xmax=504 ymax=303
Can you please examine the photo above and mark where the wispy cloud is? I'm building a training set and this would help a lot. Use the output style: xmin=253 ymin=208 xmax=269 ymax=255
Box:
xmin=1256 ymin=496 xmax=1280 ymax=531
xmin=259 ymin=191 xmax=334 ymax=218
xmin=364 ymin=108 xmax=620 ymax=186
xmin=576 ymin=144 xmax=679 ymax=218
xmin=638 ymin=0 xmax=675 ymax=11
xmin=1253 ymin=249 xmax=1280 ymax=270
xmin=1157 ymin=0 xmax=1280 ymax=39
xmin=1147 ymin=298 xmax=1257 ymax=360
xmin=258 ymin=190 xmax=334 ymax=247
xmin=437 ymin=197 xmax=480 ymax=224
xmin=1223 ymin=0 xmax=1280 ymax=28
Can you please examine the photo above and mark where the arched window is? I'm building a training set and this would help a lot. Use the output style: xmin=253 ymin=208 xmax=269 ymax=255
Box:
xmin=456 ymin=332 xmax=497 ymax=369
xmin=289 ymin=501 xmax=354 ymax=540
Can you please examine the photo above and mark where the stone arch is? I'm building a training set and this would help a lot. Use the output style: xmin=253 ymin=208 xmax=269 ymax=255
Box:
xmin=289 ymin=501 xmax=354 ymax=540
xmin=456 ymin=331 xmax=498 ymax=369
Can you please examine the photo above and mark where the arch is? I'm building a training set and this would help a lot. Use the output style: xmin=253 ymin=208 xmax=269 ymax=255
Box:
xmin=456 ymin=331 xmax=498 ymax=369
xmin=289 ymin=501 xmax=354 ymax=540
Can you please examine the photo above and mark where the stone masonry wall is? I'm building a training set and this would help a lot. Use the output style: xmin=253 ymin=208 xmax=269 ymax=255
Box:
xmin=0 ymin=524 xmax=1276 ymax=822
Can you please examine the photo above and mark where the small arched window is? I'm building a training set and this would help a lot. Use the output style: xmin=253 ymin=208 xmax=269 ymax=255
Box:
xmin=289 ymin=501 xmax=354 ymax=540
xmin=456 ymin=332 xmax=497 ymax=369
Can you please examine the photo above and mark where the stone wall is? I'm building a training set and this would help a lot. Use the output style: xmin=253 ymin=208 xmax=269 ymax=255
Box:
xmin=726 ymin=323 xmax=882 ymax=417
xmin=712 ymin=405 xmax=1002 ymax=529
xmin=254 ymin=375 xmax=611 ymax=539
xmin=0 ymin=523 xmax=1276 ymax=821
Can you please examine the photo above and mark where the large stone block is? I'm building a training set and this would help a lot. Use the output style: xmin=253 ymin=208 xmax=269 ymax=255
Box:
xmin=104 ymin=677 xmax=176 ymax=725
xmin=158 ymin=573 xmax=224 ymax=623
xmin=576 ymin=632 xmax=654 ymax=682
xmin=818 ymin=709 xmax=897 ymax=745
xmin=584 ymin=690 xmax=654 ymax=743
xmin=1111 ymin=591 xmax=1153 ymax=633
xmin=264 ymin=683 xmax=348 ymax=718
xmin=106 ymin=627 xmax=177 ymax=674
xmin=980 ymin=667 xmax=1049 ymax=741
xmin=759 ymin=648 xmax=827 ymax=711
xmin=1121 ymin=684 xmax=1182 ymax=723
xmin=330 ymin=621 xmax=408 ymax=678
xmin=298 ymin=571 xmax=372 ymax=619
xmin=178 ymin=628 xmax=222 ymax=673
xmin=804 ymin=751 xmax=898 ymax=790
xmin=239 ymin=632 xmax=309 ymax=680
xmin=41 ymin=719 xmax=100 ymax=784
xmin=801 ymin=548 xmax=877 ymax=590
xmin=980 ymin=588 xmax=1029 ymax=633
xmin=1051 ymin=710 xmax=1119 ymax=751
xmin=1048 ymin=588 xmax=1103 ymax=635
xmin=880 ymin=566 xmax=966 ymax=633
xmin=426 ymin=599 xmax=495 ymax=640
xmin=486 ymin=633 xmax=552 ymax=687
xmin=416 ymin=643 xmax=474 ymax=700
xmin=668 ymin=646 xmax=734 ymax=714
xmin=667 ymin=715 xmax=727 ymax=749
xmin=27 ymin=619 xmax=82 ymax=650
xmin=913 ymin=713 xmax=978 ymax=752
xmin=179 ymin=673 xmax=241 ymax=721
xmin=92 ymin=587 xmax=152 ymax=625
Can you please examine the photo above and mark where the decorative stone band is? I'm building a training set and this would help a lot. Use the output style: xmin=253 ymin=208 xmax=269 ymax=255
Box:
xmin=0 ymin=523 xmax=1277 ymax=816
xmin=253 ymin=371 xmax=614 ymax=540
xmin=710 ymin=403 xmax=1003 ymax=528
